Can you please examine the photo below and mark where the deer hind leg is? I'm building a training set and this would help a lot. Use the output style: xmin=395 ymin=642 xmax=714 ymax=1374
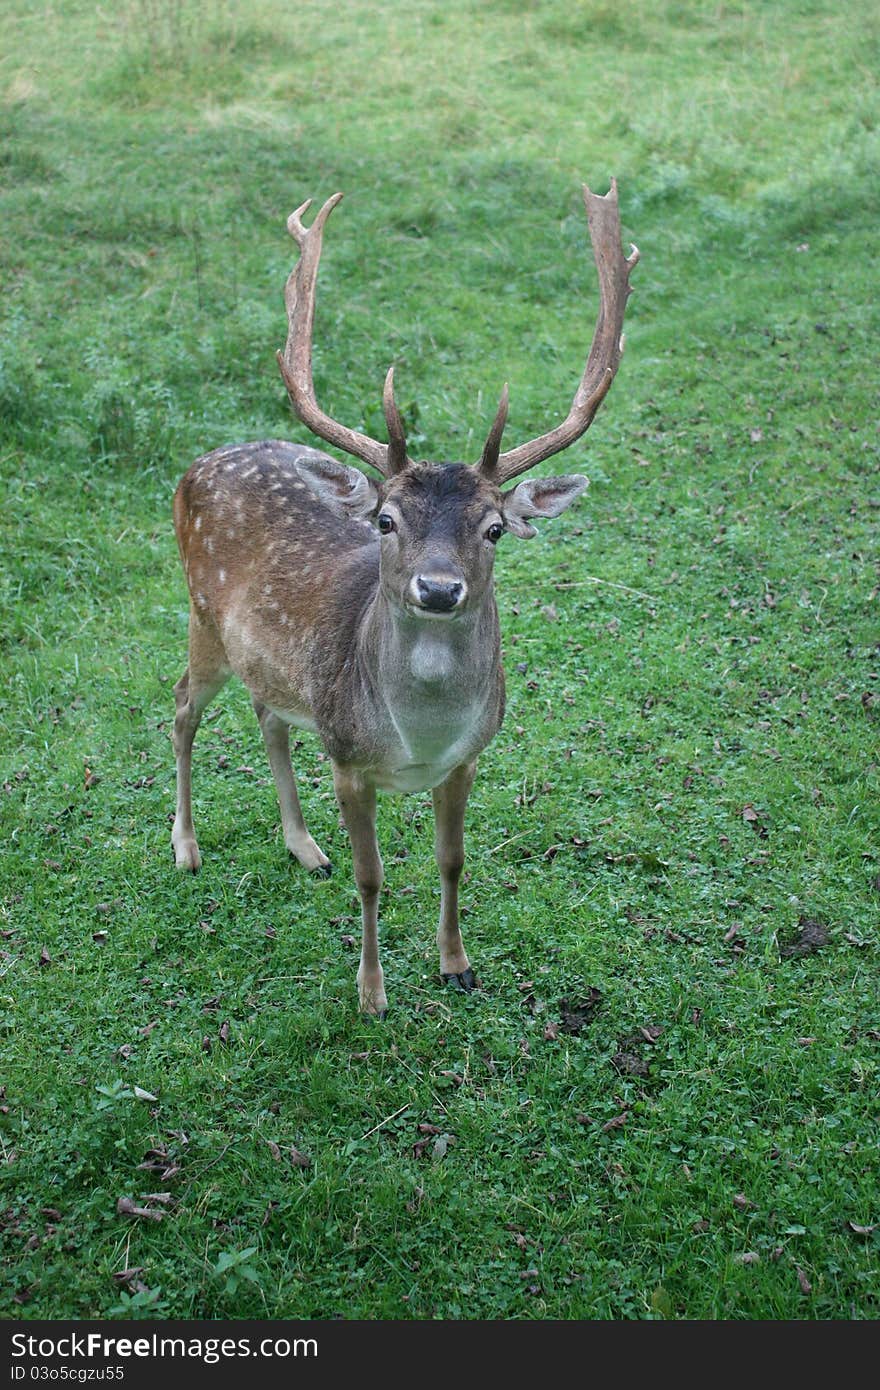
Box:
xmin=433 ymin=761 xmax=478 ymax=991
xmin=172 ymin=609 xmax=230 ymax=872
xmin=252 ymin=701 xmax=331 ymax=875
xmin=332 ymin=764 xmax=386 ymax=1016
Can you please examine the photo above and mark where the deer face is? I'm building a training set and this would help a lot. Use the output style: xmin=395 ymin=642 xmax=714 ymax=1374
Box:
xmin=294 ymin=453 xmax=589 ymax=622
xmin=375 ymin=464 xmax=503 ymax=620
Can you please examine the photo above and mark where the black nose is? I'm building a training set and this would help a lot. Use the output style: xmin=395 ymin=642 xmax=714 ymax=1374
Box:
xmin=415 ymin=576 xmax=465 ymax=612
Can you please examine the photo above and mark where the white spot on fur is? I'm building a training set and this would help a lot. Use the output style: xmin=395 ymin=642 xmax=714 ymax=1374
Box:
xmin=218 ymin=569 xmax=226 ymax=584
xmin=409 ymin=633 xmax=456 ymax=683
xmin=194 ymin=515 xmax=202 ymax=531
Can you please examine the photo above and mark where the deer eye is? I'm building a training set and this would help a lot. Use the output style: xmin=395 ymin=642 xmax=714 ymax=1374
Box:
xmin=377 ymin=513 xmax=396 ymax=535
xmin=486 ymin=522 xmax=504 ymax=544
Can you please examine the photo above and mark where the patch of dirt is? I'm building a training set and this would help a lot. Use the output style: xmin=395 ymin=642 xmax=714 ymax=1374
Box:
xmin=781 ymin=916 xmax=828 ymax=958
xmin=611 ymin=1051 xmax=650 ymax=1077
xmin=558 ymin=990 xmax=602 ymax=1034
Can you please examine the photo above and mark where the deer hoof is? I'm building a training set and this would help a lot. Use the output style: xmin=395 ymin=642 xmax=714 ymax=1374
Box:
xmin=442 ymin=968 xmax=477 ymax=993
xmin=310 ymin=862 xmax=333 ymax=879
xmin=173 ymin=840 xmax=201 ymax=873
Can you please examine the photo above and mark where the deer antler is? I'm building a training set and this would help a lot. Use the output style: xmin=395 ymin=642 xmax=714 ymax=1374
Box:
xmin=477 ymin=179 xmax=639 ymax=486
xmin=276 ymin=194 xmax=411 ymax=477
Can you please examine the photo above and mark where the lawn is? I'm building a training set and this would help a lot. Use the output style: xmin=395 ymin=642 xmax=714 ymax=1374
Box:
xmin=1 ymin=0 xmax=878 ymax=1319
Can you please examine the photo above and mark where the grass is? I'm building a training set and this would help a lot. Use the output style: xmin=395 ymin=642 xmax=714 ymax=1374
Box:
xmin=1 ymin=0 xmax=879 ymax=1320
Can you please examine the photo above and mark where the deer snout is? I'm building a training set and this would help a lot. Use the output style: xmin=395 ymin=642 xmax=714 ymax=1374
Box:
xmin=410 ymin=573 xmax=467 ymax=614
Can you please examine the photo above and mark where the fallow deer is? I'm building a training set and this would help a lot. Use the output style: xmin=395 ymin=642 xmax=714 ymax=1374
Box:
xmin=172 ymin=180 xmax=638 ymax=1014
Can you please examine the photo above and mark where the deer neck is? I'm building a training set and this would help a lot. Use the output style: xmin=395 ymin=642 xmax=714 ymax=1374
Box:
xmin=368 ymin=587 xmax=499 ymax=694
xmin=353 ymin=585 xmax=501 ymax=789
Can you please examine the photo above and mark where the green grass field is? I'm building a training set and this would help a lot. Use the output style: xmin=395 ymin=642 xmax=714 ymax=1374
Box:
xmin=1 ymin=0 xmax=878 ymax=1319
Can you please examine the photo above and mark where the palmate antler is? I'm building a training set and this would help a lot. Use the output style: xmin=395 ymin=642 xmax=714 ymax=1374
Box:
xmin=277 ymin=181 xmax=638 ymax=484
xmin=276 ymin=193 xmax=411 ymax=478
xmin=478 ymin=180 xmax=639 ymax=484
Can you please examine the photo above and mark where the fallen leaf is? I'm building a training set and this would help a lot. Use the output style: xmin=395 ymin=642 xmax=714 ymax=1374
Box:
xmin=39 ymin=948 xmax=51 ymax=967
xmin=639 ymin=1025 xmax=663 ymax=1043
xmin=601 ymin=1111 xmax=628 ymax=1133
xmin=848 ymin=1221 xmax=877 ymax=1237
xmin=116 ymin=1196 xmax=163 ymax=1222
xmin=795 ymin=1266 xmax=812 ymax=1295
xmin=288 ymin=1146 xmax=311 ymax=1169
xmin=543 ymin=1021 xmax=559 ymax=1041
xmin=432 ymin=1134 xmax=454 ymax=1161
xmin=137 ymin=1148 xmax=180 ymax=1181
xmin=219 ymin=1020 xmax=231 ymax=1044
xmin=736 ymin=1251 xmax=760 ymax=1265
xmin=741 ymin=803 xmax=768 ymax=837
xmin=733 ymin=1193 xmax=752 ymax=1210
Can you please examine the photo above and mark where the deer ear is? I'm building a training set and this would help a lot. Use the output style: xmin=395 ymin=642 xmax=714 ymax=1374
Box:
xmin=502 ymin=475 xmax=588 ymax=539
xmin=294 ymin=453 xmax=380 ymax=518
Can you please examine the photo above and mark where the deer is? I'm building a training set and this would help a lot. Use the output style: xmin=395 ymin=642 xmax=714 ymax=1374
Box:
xmin=171 ymin=179 xmax=638 ymax=1015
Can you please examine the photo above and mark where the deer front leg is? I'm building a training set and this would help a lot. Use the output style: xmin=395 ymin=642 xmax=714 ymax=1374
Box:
xmin=253 ymin=701 xmax=331 ymax=875
xmin=332 ymin=764 xmax=386 ymax=1016
xmin=433 ymin=761 xmax=477 ymax=992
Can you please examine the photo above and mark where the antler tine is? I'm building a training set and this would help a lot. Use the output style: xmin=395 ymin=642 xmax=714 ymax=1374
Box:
xmin=477 ymin=383 xmax=510 ymax=477
xmin=483 ymin=179 xmax=639 ymax=486
xmin=382 ymin=367 xmax=411 ymax=475
xmin=276 ymin=192 xmax=398 ymax=477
